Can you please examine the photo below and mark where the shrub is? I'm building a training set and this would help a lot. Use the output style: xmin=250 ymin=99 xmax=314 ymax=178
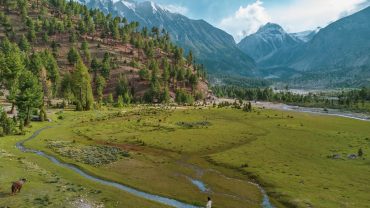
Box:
xmin=175 ymin=89 xmax=194 ymax=105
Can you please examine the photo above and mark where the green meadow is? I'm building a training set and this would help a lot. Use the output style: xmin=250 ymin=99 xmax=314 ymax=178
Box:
xmin=1 ymin=106 xmax=369 ymax=208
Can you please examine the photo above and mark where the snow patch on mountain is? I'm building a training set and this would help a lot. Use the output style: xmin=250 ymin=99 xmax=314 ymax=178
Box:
xmin=122 ymin=0 xmax=136 ymax=10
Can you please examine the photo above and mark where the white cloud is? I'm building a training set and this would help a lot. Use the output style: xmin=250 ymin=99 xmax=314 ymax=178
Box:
xmin=218 ymin=0 xmax=271 ymax=43
xmin=269 ymin=0 xmax=370 ymax=33
xmin=160 ymin=4 xmax=188 ymax=15
xmin=218 ymin=0 xmax=369 ymax=43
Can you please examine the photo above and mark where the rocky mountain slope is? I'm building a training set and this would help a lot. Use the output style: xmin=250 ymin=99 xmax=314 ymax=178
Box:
xmin=0 ymin=0 xmax=208 ymax=104
xmin=79 ymin=0 xmax=256 ymax=76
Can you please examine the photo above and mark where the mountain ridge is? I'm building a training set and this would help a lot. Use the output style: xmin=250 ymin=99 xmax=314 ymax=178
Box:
xmin=80 ymin=0 xmax=256 ymax=76
xmin=237 ymin=22 xmax=302 ymax=63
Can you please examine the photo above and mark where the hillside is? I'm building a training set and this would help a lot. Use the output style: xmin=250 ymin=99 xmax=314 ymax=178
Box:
xmin=0 ymin=0 xmax=208 ymax=107
xmin=79 ymin=0 xmax=256 ymax=76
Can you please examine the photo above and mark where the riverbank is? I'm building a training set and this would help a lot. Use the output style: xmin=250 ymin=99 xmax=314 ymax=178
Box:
xmin=255 ymin=101 xmax=370 ymax=121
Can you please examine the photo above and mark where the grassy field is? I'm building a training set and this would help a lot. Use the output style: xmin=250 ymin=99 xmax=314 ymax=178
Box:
xmin=1 ymin=106 xmax=369 ymax=208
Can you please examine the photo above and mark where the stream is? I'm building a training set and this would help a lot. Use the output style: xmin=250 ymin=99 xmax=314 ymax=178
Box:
xmin=16 ymin=127 xmax=200 ymax=208
xmin=16 ymin=126 xmax=275 ymax=208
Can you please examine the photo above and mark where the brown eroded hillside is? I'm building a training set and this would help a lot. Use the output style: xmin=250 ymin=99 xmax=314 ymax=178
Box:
xmin=0 ymin=0 xmax=209 ymax=104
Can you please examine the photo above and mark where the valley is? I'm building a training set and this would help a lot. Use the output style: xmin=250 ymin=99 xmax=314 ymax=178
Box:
xmin=1 ymin=0 xmax=370 ymax=207
xmin=1 ymin=105 xmax=370 ymax=208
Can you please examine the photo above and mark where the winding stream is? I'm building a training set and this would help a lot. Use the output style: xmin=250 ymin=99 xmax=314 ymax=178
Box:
xmin=16 ymin=127 xmax=200 ymax=208
xmin=16 ymin=126 xmax=275 ymax=208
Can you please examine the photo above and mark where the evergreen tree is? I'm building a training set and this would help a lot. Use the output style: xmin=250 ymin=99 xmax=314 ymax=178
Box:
xmin=189 ymin=74 xmax=198 ymax=91
xmin=122 ymin=91 xmax=131 ymax=105
xmin=1 ymin=38 xmax=25 ymax=113
xmin=28 ymin=52 xmax=43 ymax=76
xmin=81 ymin=40 xmax=91 ymax=63
xmin=67 ymin=47 xmax=80 ymax=65
xmin=71 ymin=59 xmax=94 ymax=111
xmin=162 ymin=58 xmax=170 ymax=84
xmin=116 ymin=95 xmax=124 ymax=108
xmin=101 ymin=53 xmax=111 ymax=79
xmin=161 ymin=86 xmax=170 ymax=104
xmin=186 ymin=50 xmax=193 ymax=66
xmin=0 ymin=106 xmax=15 ymax=136
xmin=115 ymin=74 xmax=131 ymax=104
xmin=60 ymin=72 xmax=74 ymax=104
xmin=16 ymin=70 xmax=43 ymax=126
xmin=106 ymin=93 xmax=114 ymax=104
xmin=41 ymin=50 xmax=60 ymax=97
xmin=95 ymin=75 xmax=106 ymax=103
xmin=18 ymin=35 xmax=31 ymax=53
xmin=27 ymin=24 xmax=36 ymax=42
xmin=139 ymin=68 xmax=149 ymax=80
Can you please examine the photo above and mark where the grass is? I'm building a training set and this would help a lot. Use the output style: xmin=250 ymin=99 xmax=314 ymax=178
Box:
xmin=0 ymin=116 xmax=169 ymax=208
xmin=1 ymin=106 xmax=369 ymax=207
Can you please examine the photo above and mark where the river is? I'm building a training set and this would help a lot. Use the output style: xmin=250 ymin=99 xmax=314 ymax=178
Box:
xmin=256 ymin=102 xmax=370 ymax=122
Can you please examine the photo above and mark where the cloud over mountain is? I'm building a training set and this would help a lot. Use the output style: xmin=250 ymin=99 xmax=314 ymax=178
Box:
xmin=218 ymin=0 xmax=270 ymax=43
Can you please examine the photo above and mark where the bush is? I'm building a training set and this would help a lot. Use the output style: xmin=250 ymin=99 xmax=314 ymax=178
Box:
xmin=176 ymin=121 xmax=211 ymax=128
xmin=175 ymin=89 xmax=194 ymax=105
xmin=139 ymin=68 xmax=150 ymax=80
xmin=130 ymin=59 xmax=140 ymax=68
xmin=47 ymin=141 xmax=130 ymax=167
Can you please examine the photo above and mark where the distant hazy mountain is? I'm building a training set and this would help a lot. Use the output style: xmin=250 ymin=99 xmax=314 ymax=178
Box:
xmin=237 ymin=23 xmax=302 ymax=63
xmin=255 ymin=7 xmax=370 ymax=87
xmin=287 ymin=6 xmax=370 ymax=72
xmin=80 ymin=0 xmax=255 ymax=75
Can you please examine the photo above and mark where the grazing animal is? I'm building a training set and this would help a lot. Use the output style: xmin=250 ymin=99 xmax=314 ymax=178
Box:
xmin=11 ymin=179 xmax=27 ymax=195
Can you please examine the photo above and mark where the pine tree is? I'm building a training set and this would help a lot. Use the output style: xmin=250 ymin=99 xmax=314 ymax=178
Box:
xmin=0 ymin=106 xmax=15 ymax=136
xmin=186 ymin=50 xmax=193 ymax=66
xmin=116 ymin=95 xmax=124 ymax=108
xmin=1 ymin=38 xmax=25 ymax=114
xmin=16 ymin=70 xmax=43 ymax=126
xmin=96 ymin=75 xmax=106 ymax=103
xmin=60 ymin=72 xmax=74 ymax=104
xmin=27 ymin=24 xmax=36 ymax=42
xmin=18 ymin=35 xmax=31 ymax=52
xmin=28 ymin=52 xmax=43 ymax=76
xmin=101 ymin=53 xmax=111 ymax=79
xmin=41 ymin=50 xmax=60 ymax=97
xmin=81 ymin=40 xmax=91 ymax=63
xmin=161 ymin=86 xmax=170 ymax=104
xmin=107 ymin=93 xmax=114 ymax=104
xmin=71 ymin=59 xmax=94 ymax=111
xmin=67 ymin=47 xmax=80 ymax=65
xmin=162 ymin=58 xmax=170 ymax=84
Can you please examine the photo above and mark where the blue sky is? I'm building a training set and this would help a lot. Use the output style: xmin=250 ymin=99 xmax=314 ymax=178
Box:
xmin=139 ymin=0 xmax=291 ymax=22
xmin=138 ymin=0 xmax=370 ymax=42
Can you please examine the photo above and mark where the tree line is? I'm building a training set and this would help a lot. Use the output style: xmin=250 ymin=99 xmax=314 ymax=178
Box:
xmin=212 ymin=85 xmax=370 ymax=112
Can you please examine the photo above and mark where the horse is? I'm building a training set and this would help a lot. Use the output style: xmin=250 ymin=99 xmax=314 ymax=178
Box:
xmin=11 ymin=179 xmax=27 ymax=195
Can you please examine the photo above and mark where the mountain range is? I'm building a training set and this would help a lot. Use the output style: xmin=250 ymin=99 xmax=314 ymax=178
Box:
xmin=79 ymin=0 xmax=256 ymax=76
xmin=237 ymin=6 xmax=370 ymax=87
xmin=237 ymin=23 xmax=303 ymax=63
xmin=79 ymin=0 xmax=370 ymax=88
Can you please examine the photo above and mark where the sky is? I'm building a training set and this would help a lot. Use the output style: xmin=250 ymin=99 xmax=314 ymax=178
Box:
xmin=137 ymin=0 xmax=370 ymax=43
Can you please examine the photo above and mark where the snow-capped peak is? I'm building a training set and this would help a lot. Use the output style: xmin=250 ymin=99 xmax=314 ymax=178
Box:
xmin=150 ymin=1 xmax=157 ymax=13
xmin=122 ymin=0 xmax=136 ymax=10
